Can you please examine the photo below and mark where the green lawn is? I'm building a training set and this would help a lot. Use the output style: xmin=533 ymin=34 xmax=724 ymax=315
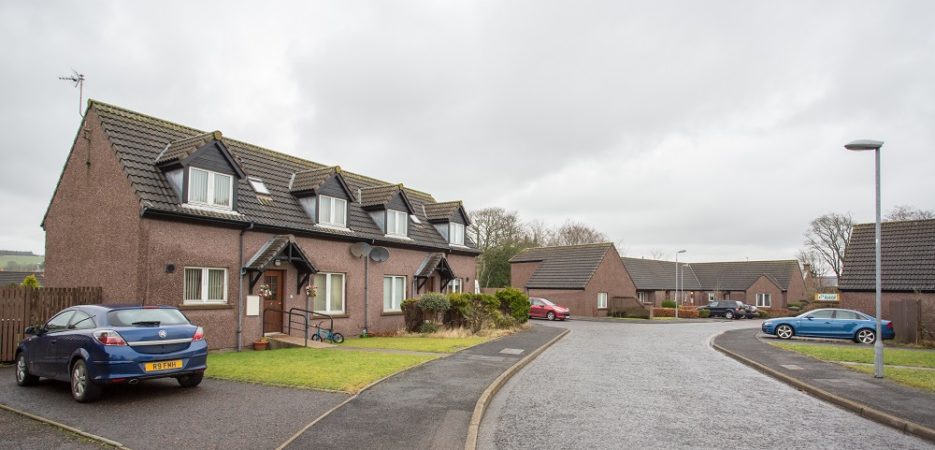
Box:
xmin=342 ymin=335 xmax=491 ymax=353
xmin=771 ymin=342 xmax=935 ymax=369
xmin=771 ymin=342 xmax=935 ymax=393
xmin=206 ymin=347 xmax=437 ymax=393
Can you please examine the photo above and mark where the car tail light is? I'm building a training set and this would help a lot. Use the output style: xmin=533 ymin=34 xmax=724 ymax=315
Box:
xmin=192 ymin=327 xmax=205 ymax=341
xmin=93 ymin=330 xmax=127 ymax=346
xmin=886 ymin=322 xmax=893 ymax=330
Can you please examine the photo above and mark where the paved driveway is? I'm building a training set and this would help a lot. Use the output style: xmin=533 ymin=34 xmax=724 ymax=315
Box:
xmin=478 ymin=320 xmax=931 ymax=449
xmin=0 ymin=369 xmax=348 ymax=450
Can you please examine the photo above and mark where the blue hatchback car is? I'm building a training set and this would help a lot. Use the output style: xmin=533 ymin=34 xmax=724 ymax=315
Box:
xmin=762 ymin=308 xmax=895 ymax=344
xmin=15 ymin=305 xmax=208 ymax=402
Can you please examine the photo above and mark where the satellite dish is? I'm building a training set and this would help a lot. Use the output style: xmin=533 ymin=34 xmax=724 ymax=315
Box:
xmin=349 ymin=242 xmax=372 ymax=258
xmin=369 ymin=246 xmax=390 ymax=263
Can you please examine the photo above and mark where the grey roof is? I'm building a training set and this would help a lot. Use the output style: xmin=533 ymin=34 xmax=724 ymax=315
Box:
xmin=0 ymin=271 xmax=43 ymax=286
xmin=622 ymin=258 xmax=800 ymax=291
xmin=415 ymin=253 xmax=456 ymax=278
xmin=839 ymin=219 xmax=935 ymax=292
xmin=423 ymin=201 xmax=468 ymax=223
xmin=359 ymin=184 xmax=408 ymax=209
xmin=154 ymin=130 xmax=222 ymax=165
xmin=620 ymin=258 xmax=703 ymax=290
xmin=510 ymin=243 xmax=615 ymax=290
xmin=72 ymin=101 xmax=478 ymax=254
xmin=289 ymin=166 xmax=341 ymax=195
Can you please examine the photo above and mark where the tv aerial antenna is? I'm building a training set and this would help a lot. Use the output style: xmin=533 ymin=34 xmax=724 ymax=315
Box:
xmin=58 ymin=70 xmax=86 ymax=117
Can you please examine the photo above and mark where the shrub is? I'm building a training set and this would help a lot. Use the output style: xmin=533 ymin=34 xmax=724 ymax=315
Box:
xmin=445 ymin=293 xmax=470 ymax=329
xmin=653 ymin=307 xmax=675 ymax=317
xmin=419 ymin=322 xmax=439 ymax=334
xmin=463 ymin=293 xmax=500 ymax=333
xmin=418 ymin=292 xmax=450 ymax=312
xmin=402 ymin=298 xmax=423 ymax=332
xmin=758 ymin=311 xmax=769 ymax=319
xmin=661 ymin=300 xmax=677 ymax=308
xmin=495 ymin=287 xmax=530 ymax=323
xmin=491 ymin=310 xmax=517 ymax=329
xmin=615 ymin=306 xmax=650 ymax=319
xmin=677 ymin=308 xmax=699 ymax=318
xmin=698 ymin=309 xmax=710 ymax=318
xmin=20 ymin=274 xmax=40 ymax=288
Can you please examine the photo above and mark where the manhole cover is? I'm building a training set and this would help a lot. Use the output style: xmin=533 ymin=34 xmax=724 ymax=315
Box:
xmin=500 ymin=348 xmax=524 ymax=355
xmin=781 ymin=364 xmax=804 ymax=370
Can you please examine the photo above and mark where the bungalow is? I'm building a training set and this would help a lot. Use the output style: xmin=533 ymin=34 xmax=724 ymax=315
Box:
xmin=509 ymin=243 xmax=636 ymax=317
xmin=621 ymin=258 xmax=807 ymax=310
xmin=839 ymin=219 xmax=935 ymax=322
xmin=42 ymin=100 xmax=479 ymax=350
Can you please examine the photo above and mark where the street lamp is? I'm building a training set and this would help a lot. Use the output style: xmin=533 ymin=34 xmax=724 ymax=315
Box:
xmin=675 ymin=249 xmax=686 ymax=319
xmin=845 ymin=139 xmax=884 ymax=379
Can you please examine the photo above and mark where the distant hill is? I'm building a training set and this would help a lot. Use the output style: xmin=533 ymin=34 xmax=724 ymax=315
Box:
xmin=0 ymin=250 xmax=44 ymax=272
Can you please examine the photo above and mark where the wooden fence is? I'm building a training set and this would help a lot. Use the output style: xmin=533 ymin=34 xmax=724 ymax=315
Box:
xmin=0 ymin=286 xmax=101 ymax=362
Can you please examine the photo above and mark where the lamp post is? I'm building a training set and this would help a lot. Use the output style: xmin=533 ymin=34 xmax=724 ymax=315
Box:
xmin=675 ymin=249 xmax=686 ymax=318
xmin=845 ymin=139 xmax=884 ymax=378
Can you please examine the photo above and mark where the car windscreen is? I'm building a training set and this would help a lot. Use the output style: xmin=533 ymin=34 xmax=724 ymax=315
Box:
xmin=541 ymin=299 xmax=555 ymax=306
xmin=107 ymin=309 xmax=190 ymax=327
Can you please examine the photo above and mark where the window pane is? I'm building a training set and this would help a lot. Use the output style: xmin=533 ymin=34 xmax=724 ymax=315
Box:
xmin=320 ymin=196 xmax=333 ymax=224
xmin=335 ymin=198 xmax=346 ymax=227
xmin=387 ymin=210 xmax=396 ymax=233
xmin=213 ymin=173 xmax=231 ymax=207
xmin=313 ymin=274 xmax=326 ymax=311
xmin=383 ymin=277 xmax=392 ymax=310
xmin=184 ymin=268 xmax=202 ymax=301
xmin=394 ymin=277 xmax=405 ymax=304
xmin=399 ymin=212 xmax=407 ymax=235
xmin=330 ymin=274 xmax=344 ymax=312
xmin=190 ymin=169 xmax=208 ymax=203
xmin=208 ymin=269 xmax=225 ymax=301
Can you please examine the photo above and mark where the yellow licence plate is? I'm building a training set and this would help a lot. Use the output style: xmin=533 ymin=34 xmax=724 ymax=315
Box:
xmin=144 ymin=360 xmax=183 ymax=372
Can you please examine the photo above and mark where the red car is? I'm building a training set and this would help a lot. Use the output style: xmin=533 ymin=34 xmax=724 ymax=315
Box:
xmin=529 ymin=297 xmax=570 ymax=321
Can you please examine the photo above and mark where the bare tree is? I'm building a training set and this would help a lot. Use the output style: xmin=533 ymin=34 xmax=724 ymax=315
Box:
xmin=523 ymin=219 xmax=553 ymax=247
xmin=648 ymin=249 xmax=666 ymax=260
xmin=802 ymin=212 xmax=853 ymax=279
xmin=550 ymin=221 xmax=607 ymax=246
xmin=468 ymin=207 xmax=524 ymax=251
xmin=885 ymin=205 xmax=935 ymax=221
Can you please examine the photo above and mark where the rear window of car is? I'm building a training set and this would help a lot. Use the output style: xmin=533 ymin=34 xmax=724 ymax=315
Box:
xmin=107 ymin=309 xmax=190 ymax=327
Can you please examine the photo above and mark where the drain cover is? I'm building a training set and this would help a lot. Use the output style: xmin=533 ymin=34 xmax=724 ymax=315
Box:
xmin=500 ymin=348 xmax=524 ymax=355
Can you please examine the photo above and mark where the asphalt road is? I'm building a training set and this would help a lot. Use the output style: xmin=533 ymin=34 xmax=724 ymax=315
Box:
xmin=0 ymin=408 xmax=108 ymax=450
xmin=478 ymin=319 xmax=932 ymax=450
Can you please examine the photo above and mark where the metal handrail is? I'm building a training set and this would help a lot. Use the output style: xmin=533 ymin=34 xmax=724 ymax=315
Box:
xmin=262 ymin=307 xmax=334 ymax=348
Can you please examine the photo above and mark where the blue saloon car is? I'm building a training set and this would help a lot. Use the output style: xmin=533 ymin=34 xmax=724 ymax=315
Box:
xmin=762 ymin=308 xmax=895 ymax=344
xmin=15 ymin=305 xmax=208 ymax=402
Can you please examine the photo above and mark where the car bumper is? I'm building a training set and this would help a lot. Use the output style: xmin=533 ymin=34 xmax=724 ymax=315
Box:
xmin=761 ymin=323 xmax=777 ymax=334
xmin=87 ymin=342 xmax=208 ymax=383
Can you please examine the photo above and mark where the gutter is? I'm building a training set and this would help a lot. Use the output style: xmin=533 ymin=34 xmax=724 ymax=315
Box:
xmin=237 ymin=222 xmax=255 ymax=351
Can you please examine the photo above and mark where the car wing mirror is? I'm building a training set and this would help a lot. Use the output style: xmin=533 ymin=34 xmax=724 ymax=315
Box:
xmin=24 ymin=326 xmax=36 ymax=335
xmin=805 ymin=316 xmax=813 ymax=320
xmin=24 ymin=326 xmax=45 ymax=335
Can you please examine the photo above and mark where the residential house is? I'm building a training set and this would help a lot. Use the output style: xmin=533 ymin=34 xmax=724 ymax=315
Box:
xmin=839 ymin=219 xmax=935 ymax=321
xmin=43 ymin=100 xmax=479 ymax=349
xmin=509 ymin=243 xmax=636 ymax=317
xmin=621 ymin=258 xmax=807 ymax=309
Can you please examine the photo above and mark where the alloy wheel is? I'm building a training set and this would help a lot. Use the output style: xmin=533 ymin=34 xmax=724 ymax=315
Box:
xmin=16 ymin=356 xmax=26 ymax=383
xmin=72 ymin=363 xmax=87 ymax=398
xmin=857 ymin=329 xmax=876 ymax=344
xmin=776 ymin=325 xmax=794 ymax=339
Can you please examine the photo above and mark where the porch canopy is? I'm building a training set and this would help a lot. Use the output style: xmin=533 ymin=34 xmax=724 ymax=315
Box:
xmin=414 ymin=253 xmax=456 ymax=292
xmin=244 ymin=234 xmax=318 ymax=294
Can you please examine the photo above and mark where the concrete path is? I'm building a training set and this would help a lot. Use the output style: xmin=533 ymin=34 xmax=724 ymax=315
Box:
xmin=715 ymin=328 xmax=935 ymax=439
xmin=0 ymin=370 xmax=348 ymax=450
xmin=284 ymin=324 xmax=565 ymax=450
xmin=479 ymin=320 xmax=931 ymax=449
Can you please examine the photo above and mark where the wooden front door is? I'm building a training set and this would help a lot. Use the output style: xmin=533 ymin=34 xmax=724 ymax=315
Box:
xmin=263 ymin=270 xmax=284 ymax=333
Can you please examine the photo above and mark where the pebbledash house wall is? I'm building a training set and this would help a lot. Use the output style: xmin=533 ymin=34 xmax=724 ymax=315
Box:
xmin=44 ymin=108 xmax=478 ymax=350
xmin=513 ymin=249 xmax=637 ymax=317
xmin=44 ymin=109 xmax=144 ymax=302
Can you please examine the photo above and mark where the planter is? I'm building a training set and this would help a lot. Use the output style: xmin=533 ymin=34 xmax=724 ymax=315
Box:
xmin=253 ymin=341 xmax=268 ymax=351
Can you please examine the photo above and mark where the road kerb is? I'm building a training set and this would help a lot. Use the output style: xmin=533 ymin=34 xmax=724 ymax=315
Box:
xmin=710 ymin=332 xmax=935 ymax=444
xmin=464 ymin=328 xmax=570 ymax=450
xmin=0 ymin=402 xmax=130 ymax=449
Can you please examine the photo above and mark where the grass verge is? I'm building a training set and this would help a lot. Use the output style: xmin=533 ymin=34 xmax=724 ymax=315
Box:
xmin=771 ymin=342 xmax=935 ymax=368
xmin=206 ymin=348 xmax=437 ymax=393
xmin=342 ymin=335 xmax=491 ymax=353
xmin=848 ymin=366 xmax=935 ymax=393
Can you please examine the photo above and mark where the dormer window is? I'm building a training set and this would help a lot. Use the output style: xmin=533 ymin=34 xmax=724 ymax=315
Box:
xmin=189 ymin=167 xmax=233 ymax=209
xmin=450 ymin=222 xmax=465 ymax=245
xmin=387 ymin=209 xmax=408 ymax=237
xmin=319 ymin=195 xmax=347 ymax=227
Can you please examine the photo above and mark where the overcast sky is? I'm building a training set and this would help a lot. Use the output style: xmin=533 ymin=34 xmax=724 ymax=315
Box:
xmin=1 ymin=1 xmax=933 ymax=264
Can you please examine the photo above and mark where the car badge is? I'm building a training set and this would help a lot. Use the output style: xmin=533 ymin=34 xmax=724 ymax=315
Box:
xmin=158 ymin=330 xmax=167 ymax=338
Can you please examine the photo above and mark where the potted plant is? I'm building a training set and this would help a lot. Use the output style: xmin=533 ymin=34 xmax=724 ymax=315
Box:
xmin=253 ymin=336 xmax=269 ymax=351
xmin=305 ymin=284 xmax=317 ymax=298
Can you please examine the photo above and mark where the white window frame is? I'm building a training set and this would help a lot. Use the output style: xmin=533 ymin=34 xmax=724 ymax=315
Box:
xmin=188 ymin=167 xmax=233 ymax=210
xmin=708 ymin=293 xmax=716 ymax=302
xmin=318 ymin=195 xmax=348 ymax=228
xmin=314 ymin=272 xmax=346 ymax=314
xmin=598 ymin=292 xmax=608 ymax=309
xmin=383 ymin=275 xmax=406 ymax=312
xmin=387 ymin=209 xmax=408 ymax=237
xmin=447 ymin=278 xmax=463 ymax=293
xmin=637 ymin=291 xmax=646 ymax=303
xmin=248 ymin=176 xmax=270 ymax=194
xmin=449 ymin=222 xmax=465 ymax=245
xmin=756 ymin=293 xmax=772 ymax=308
xmin=183 ymin=267 xmax=228 ymax=304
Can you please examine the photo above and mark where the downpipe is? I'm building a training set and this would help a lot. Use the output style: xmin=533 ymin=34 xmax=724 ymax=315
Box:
xmin=237 ymin=222 xmax=255 ymax=351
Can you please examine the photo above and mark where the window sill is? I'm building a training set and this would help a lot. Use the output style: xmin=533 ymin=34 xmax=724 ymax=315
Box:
xmin=315 ymin=223 xmax=351 ymax=232
xmin=384 ymin=234 xmax=413 ymax=241
xmin=181 ymin=203 xmax=241 ymax=215
xmin=315 ymin=313 xmax=349 ymax=319
xmin=179 ymin=303 xmax=233 ymax=311
xmin=382 ymin=311 xmax=404 ymax=316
